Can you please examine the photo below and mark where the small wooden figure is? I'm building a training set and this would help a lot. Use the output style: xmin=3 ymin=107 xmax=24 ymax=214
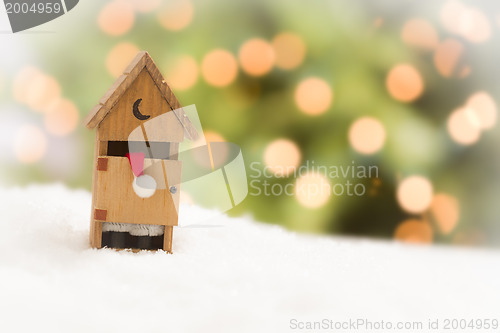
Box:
xmin=84 ymin=51 xmax=197 ymax=252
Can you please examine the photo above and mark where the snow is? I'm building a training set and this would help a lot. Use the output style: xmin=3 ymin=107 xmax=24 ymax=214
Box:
xmin=0 ymin=184 xmax=499 ymax=333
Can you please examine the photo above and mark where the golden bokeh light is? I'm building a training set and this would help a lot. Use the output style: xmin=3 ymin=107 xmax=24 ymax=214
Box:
xmin=394 ymin=219 xmax=433 ymax=244
xmin=98 ymin=0 xmax=135 ymax=36
xmin=158 ymin=0 xmax=194 ymax=31
xmin=201 ymin=49 xmax=238 ymax=87
xmin=348 ymin=117 xmax=386 ymax=155
xmin=433 ymin=39 xmax=464 ymax=78
xmin=264 ymin=139 xmax=301 ymax=177
xmin=397 ymin=175 xmax=433 ymax=214
xmin=295 ymin=77 xmax=333 ymax=115
xmin=295 ymin=172 xmax=331 ymax=208
xmin=106 ymin=43 xmax=140 ymax=78
xmin=44 ymin=99 xmax=80 ymax=137
xmin=386 ymin=64 xmax=424 ymax=102
xmin=272 ymin=33 xmax=306 ymax=70
xmin=465 ymin=92 xmax=497 ymax=130
xmin=401 ymin=18 xmax=439 ymax=50
xmin=238 ymin=38 xmax=275 ymax=77
xmin=14 ymin=125 xmax=47 ymax=164
xmin=165 ymin=55 xmax=198 ymax=91
xmin=430 ymin=193 xmax=460 ymax=235
xmin=447 ymin=107 xmax=481 ymax=145
xmin=204 ymin=130 xmax=226 ymax=143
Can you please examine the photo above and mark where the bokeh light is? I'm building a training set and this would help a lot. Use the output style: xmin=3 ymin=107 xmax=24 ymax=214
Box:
xmin=397 ymin=175 xmax=433 ymax=214
xmin=201 ymin=49 xmax=238 ymax=87
xmin=13 ymin=67 xmax=62 ymax=113
xmin=401 ymin=18 xmax=439 ymax=51
xmin=44 ymin=99 xmax=80 ymax=137
xmin=264 ymin=139 xmax=301 ymax=177
xmin=106 ymin=43 xmax=140 ymax=78
xmin=394 ymin=219 xmax=433 ymax=244
xmin=164 ymin=55 xmax=198 ymax=91
xmin=13 ymin=125 xmax=47 ymax=164
xmin=433 ymin=39 xmax=464 ymax=78
xmin=272 ymin=33 xmax=306 ymax=70
xmin=204 ymin=130 xmax=225 ymax=143
xmin=238 ymin=38 xmax=275 ymax=77
xmin=386 ymin=64 xmax=424 ymax=102
xmin=158 ymin=0 xmax=194 ymax=31
xmin=430 ymin=193 xmax=459 ymax=235
xmin=465 ymin=92 xmax=497 ymax=130
xmin=295 ymin=172 xmax=331 ymax=208
xmin=348 ymin=117 xmax=386 ymax=155
xmin=13 ymin=67 xmax=42 ymax=103
xmin=440 ymin=1 xmax=491 ymax=43
xmin=447 ymin=107 xmax=481 ymax=145
xmin=98 ymin=0 xmax=135 ymax=36
xmin=295 ymin=77 xmax=333 ymax=115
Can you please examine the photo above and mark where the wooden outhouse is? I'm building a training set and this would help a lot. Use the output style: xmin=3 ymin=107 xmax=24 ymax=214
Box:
xmin=83 ymin=51 xmax=197 ymax=252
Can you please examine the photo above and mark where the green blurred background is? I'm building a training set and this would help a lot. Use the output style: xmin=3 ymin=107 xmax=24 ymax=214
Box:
xmin=1 ymin=0 xmax=500 ymax=246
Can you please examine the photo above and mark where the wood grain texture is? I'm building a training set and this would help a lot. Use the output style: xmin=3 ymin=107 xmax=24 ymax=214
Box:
xmin=164 ymin=226 xmax=173 ymax=253
xmin=99 ymin=69 xmax=184 ymax=142
xmin=94 ymin=157 xmax=181 ymax=226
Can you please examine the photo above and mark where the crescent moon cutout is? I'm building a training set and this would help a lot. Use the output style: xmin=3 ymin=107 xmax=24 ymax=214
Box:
xmin=132 ymin=98 xmax=150 ymax=121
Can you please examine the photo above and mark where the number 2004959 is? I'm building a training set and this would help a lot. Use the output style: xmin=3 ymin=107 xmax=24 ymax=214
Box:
xmin=5 ymin=2 xmax=62 ymax=14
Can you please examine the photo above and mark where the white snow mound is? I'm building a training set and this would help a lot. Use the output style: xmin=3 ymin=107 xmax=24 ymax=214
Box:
xmin=0 ymin=184 xmax=499 ymax=333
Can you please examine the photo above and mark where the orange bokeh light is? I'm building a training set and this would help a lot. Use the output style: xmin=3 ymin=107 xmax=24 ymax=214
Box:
xmin=264 ymin=139 xmax=301 ymax=177
xmin=165 ymin=55 xmax=198 ymax=91
xmin=295 ymin=172 xmax=331 ymax=208
xmin=386 ymin=64 xmax=424 ymax=102
xmin=430 ymin=193 xmax=460 ymax=235
xmin=204 ymin=130 xmax=225 ymax=143
xmin=433 ymin=39 xmax=464 ymax=78
xmin=394 ymin=219 xmax=433 ymax=244
xmin=158 ymin=0 xmax=194 ymax=31
xmin=272 ymin=33 xmax=306 ymax=70
xmin=44 ymin=99 xmax=80 ymax=137
xmin=98 ymin=1 xmax=135 ymax=36
xmin=14 ymin=67 xmax=62 ymax=113
xmin=401 ymin=18 xmax=439 ymax=51
xmin=106 ymin=43 xmax=140 ymax=78
xmin=201 ymin=49 xmax=238 ymax=87
xmin=397 ymin=175 xmax=433 ymax=214
xmin=238 ymin=38 xmax=275 ymax=77
xmin=348 ymin=117 xmax=386 ymax=155
xmin=465 ymin=92 xmax=497 ymax=130
xmin=447 ymin=107 xmax=481 ymax=145
xmin=295 ymin=77 xmax=333 ymax=115
xmin=14 ymin=125 xmax=47 ymax=164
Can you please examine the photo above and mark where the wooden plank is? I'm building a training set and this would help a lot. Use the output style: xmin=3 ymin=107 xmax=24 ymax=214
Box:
xmin=99 ymin=75 xmax=128 ymax=106
xmin=163 ymin=226 xmax=173 ymax=253
xmin=98 ymin=69 xmax=184 ymax=142
xmin=123 ymin=51 xmax=148 ymax=75
xmin=84 ymin=104 xmax=104 ymax=130
xmin=84 ymin=52 xmax=149 ymax=129
xmin=94 ymin=156 xmax=181 ymax=226
xmin=89 ymin=131 xmax=100 ymax=248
